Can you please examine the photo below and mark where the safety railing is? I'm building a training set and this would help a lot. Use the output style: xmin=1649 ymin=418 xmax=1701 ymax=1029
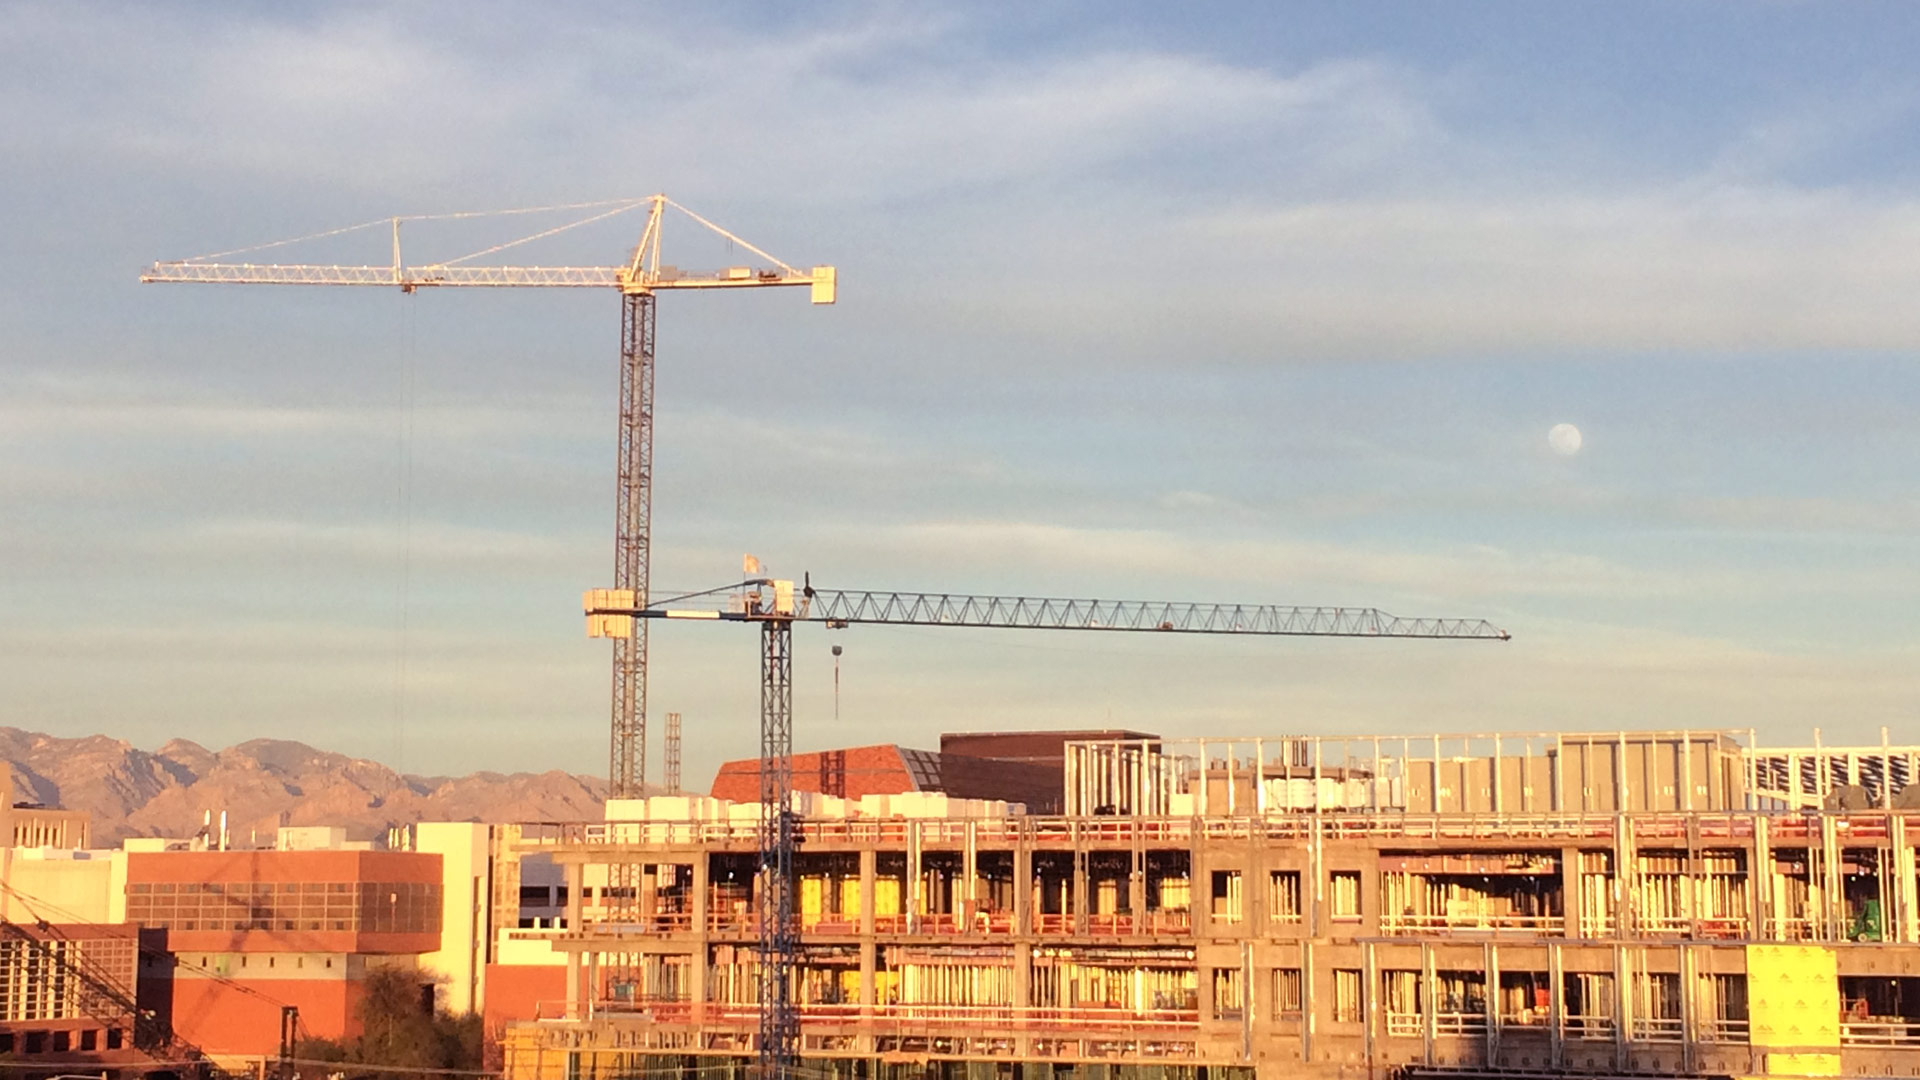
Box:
xmin=566 ymin=1000 xmax=1204 ymax=1032
xmin=1434 ymin=1012 xmax=1488 ymax=1037
xmin=797 ymin=914 xmax=861 ymax=934
xmin=1562 ymin=1015 xmax=1615 ymax=1039
xmin=1843 ymin=1019 xmax=1920 ymax=1047
xmin=517 ymin=811 xmax=1920 ymax=855
xmin=1766 ymin=916 xmax=1822 ymax=941
xmin=1630 ymin=1016 xmax=1685 ymax=1043
xmin=591 ymin=911 xmax=695 ymax=934
xmin=1378 ymin=913 xmax=1563 ymax=936
xmin=1143 ymin=910 xmax=1191 ymax=933
xmin=1701 ymin=1018 xmax=1750 ymax=1043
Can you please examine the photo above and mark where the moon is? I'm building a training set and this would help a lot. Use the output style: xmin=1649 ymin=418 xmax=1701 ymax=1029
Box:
xmin=1548 ymin=423 xmax=1583 ymax=457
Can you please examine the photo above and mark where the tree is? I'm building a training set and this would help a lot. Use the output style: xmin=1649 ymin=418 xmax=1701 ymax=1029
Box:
xmin=295 ymin=968 xmax=481 ymax=1079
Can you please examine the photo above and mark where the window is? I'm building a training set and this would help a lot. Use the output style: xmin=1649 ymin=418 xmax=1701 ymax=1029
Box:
xmin=1331 ymin=871 xmax=1362 ymax=920
xmin=1383 ymin=970 xmax=1423 ymax=1037
xmin=1212 ymin=967 xmax=1245 ymax=1020
xmin=1272 ymin=969 xmax=1303 ymax=1019
xmin=106 ymin=1028 xmax=124 ymax=1050
xmin=1333 ymin=969 xmax=1363 ymax=1023
xmin=1211 ymin=871 xmax=1243 ymax=923
xmin=1270 ymin=871 xmax=1302 ymax=923
xmin=125 ymin=878 xmax=442 ymax=934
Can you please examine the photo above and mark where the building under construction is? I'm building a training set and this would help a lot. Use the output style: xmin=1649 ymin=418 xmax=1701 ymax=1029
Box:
xmin=498 ymin=728 xmax=1920 ymax=1080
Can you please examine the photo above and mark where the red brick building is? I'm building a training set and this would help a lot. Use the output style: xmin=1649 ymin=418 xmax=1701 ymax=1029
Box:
xmin=709 ymin=732 xmax=1159 ymax=813
xmin=125 ymin=849 xmax=442 ymax=1058
xmin=708 ymin=743 xmax=1063 ymax=811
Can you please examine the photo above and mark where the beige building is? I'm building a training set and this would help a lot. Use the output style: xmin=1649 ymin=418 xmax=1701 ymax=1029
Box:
xmin=496 ymin=729 xmax=1920 ymax=1080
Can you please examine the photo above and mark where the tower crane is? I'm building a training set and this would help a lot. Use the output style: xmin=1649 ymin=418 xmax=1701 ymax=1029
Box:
xmin=142 ymin=196 xmax=836 ymax=800
xmin=583 ymin=570 xmax=1509 ymax=1080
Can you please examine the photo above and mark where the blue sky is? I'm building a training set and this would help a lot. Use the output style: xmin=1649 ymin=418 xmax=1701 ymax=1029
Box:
xmin=2 ymin=3 xmax=1916 ymax=783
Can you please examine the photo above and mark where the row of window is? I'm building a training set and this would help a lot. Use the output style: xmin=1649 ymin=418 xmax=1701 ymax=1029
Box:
xmin=1210 ymin=870 xmax=1361 ymax=922
xmin=1208 ymin=967 xmax=1739 ymax=1028
xmin=0 ymin=940 xmax=136 ymax=1023
xmin=126 ymin=881 xmax=442 ymax=934
xmin=0 ymin=1028 xmax=124 ymax=1055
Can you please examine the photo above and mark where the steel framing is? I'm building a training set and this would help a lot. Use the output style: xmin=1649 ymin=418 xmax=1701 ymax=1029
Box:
xmin=803 ymin=590 xmax=1508 ymax=640
xmin=758 ymin=619 xmax=798 ymax=1080
xmin=611 ymin=291 xmax=657 ymax=799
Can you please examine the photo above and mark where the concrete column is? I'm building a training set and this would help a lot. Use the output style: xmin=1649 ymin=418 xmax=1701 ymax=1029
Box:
xmin=859 ymin=940 xmax=875 ymax=1011
xmin=1071 ymin=848 xmax=1089 ymax=936
xmin=1129 ymin=846 xmax=1147 ymax=928
xmin=1362 ymin=939 xmax=1378 ymax=1075
xmin=565 ymin=861 xmax=584 ymax=930
xmin=564 ymin=861 xmax=584 ymax=1019
xmin=1190 ymin=828 xmax=1209 ymax=938
xmin=1893 ymin=814 xmax=1916 ymax=943
xmin=1013 ymin=846 xmax=1033 ymax=936
xmin=963 ymin=822 xmax=978 ymax=935
xmin=907 ymin=821 xmax=923 ymax=934
xmin=692 ymin=855 xmax=711 ymax=933
xmin=1561 ymin=848 xmax=1584 ymax=938
xmin=1548 ymin=942 xmax=1565 ymax=1070
xmin=1821 ymin=815 xmax=1843 ymax=940
xmin=1420 ymin=942 xmax=1436 ymax=1066
xmin=693 ymin=855 xmax=711 ymax=1009
xmin=1302 ymin=939 xmax=1317 ymax=1064
xmin=1486 ymin=941 xmax=1501 ymax=1065
xmin=1245 ymin=829 xmax=1266 ymax=929
xmin=1613 ymin=816 xmax=1636 ymax=939
xmin=1612 ymin=943 xmax=1630 ymax=1072
xmin=1307 ymin=816 xmax=1324 ymax=938
xmin=1678 ymin=945 xmax=1696 ymax=1075
xmin=1753 ymin=816 xmax=1773 ymax=940
xmin=858 ymin=848 xmax=876 ymax=936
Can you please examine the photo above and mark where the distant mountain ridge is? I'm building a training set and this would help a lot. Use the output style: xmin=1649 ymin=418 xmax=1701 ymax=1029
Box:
xmin=0 ymin=727 xmax=606 ymax=845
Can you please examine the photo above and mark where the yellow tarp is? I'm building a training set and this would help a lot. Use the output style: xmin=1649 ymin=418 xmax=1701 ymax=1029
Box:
xmin=1745 ymin=944 xmax=1840 ymax=1076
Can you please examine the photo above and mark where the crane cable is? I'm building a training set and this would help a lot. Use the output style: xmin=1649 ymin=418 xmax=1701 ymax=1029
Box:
xmin=178 ymin=197 xmax=654 ymax=263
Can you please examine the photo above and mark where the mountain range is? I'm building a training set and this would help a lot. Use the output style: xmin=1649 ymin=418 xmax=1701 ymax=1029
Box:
xmin=0 ymin=727 xmax=607 ymax=845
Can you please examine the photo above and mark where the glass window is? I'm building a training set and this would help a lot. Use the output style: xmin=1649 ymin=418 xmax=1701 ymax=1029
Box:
xmin=1333 ymin=969 xmax=1363 ymax=1023
xmin=1331 ymin=872 xmax=1362 ymax=920
xmin=1272 ymin=969 xmax=1302 ymax=1019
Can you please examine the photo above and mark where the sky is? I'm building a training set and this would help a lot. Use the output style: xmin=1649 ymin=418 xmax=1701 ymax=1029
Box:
xmin=2 ymin=2 xmax=1917 ymax=785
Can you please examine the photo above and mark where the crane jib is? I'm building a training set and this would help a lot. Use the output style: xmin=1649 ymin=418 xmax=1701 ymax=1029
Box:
xmin=593 ymin=588 xmax=1509 ymax=641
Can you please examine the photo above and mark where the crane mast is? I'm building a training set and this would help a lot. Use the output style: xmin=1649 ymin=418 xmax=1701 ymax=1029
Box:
xmin=585 ymin=574 xmax=1508 ymax=1080
xmin=142 ymin=195 xmax=835 ymax=801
